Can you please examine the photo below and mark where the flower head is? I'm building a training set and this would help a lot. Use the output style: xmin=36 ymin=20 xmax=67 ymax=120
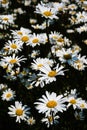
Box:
xmin=35 ymin=2 xmax=58 ymax=19
xmin=1 ymin=88 xmax=15 ymax=101
xmin=8 ymin=101 xmax=30 ymax=123
xmin=34 ymin=91 xmax=66 ymax=116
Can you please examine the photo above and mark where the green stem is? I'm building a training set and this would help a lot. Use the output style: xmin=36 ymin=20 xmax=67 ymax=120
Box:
xmin=46 ymin=19 xmax=50 ymax=44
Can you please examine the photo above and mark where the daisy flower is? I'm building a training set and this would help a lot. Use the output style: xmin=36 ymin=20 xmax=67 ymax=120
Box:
xmin=51 ymin=45 xmax=61 ymax=56
xmin=0 ymin=0 xmax=9 ymax=8
xmin=28 ymin=33 xmax=42 ymax=47
xmin=83 ymin=39 xmax=87 ymax=45
xmin=11 ymin=27 xmax=31 ymax=37
xmin=78 ymin=100 xmax=87 ymax=110
xmin=61 ymin=0 xmax=70 ymax=4
xmin=72 ymin=45 xmax=81 ymax=53
xmin=8 ymin=101 xmax=30 ymax=123
xmin=68 ymin=4 xmax=77 ymax=10
xmin=76 ymin=11 xmax=87 ymax=24
xmin=38 ymin=64 xmax=66 ymax=84
xmin=31 ymin=57 xmax=53 ymax=71
xmin=35 ymin=2 xmax=58 ymax=19
xmin=76 ymin=24 xmax=87 ymax=34
xmin=74 ymin=111 xmax=85 ymax=120
xmin=29 ymin=50 xmax=40 ymax=58
xmin=14 ymin=33 xmax=31 ymax=45
xmin=1 ymin=88 xmax=16 ymax=101
xmin=0 ymin=83 xmax=8 ymax=91
xmin=0 ymin=14 xmax=14 ymax=25
xmin=66 ymin=96 xmax=82 ymax=110
xmin=74 ymin=111 xmax=85 ymax=121
xmin=26 ymin=116 xmax=36 ymax=125
xmin=53 ymin=2 xmax=66 ymax=12
xmin=34 ymin=91 xmax=66 ymax=116
xmin=1 ymin=54 xmax=27 ymax=66
xmin=0 ymin=60 xmax=8 ymax=69
xmin=50 ymin=31 xmax=71 ymax=47
xmin=72 ymin=54 xmax=87 ymax=70
xmin=50 ymin=31 xmax=63 ymax=44
xmin=4 ymin=40 xmax=23 ymax=54
xmin=56 ymin=48 xmax=78 ymax=65
xmin=41 ymin=114 xmax=59 ymax=128
xmin=29 ymin=18 xmax=37 ymax=25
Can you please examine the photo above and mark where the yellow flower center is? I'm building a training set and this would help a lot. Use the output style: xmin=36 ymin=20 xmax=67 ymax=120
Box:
xmin=52 ymin=35 xmax=58 ymax=40
xmin=6 ymin=93 xmax=12 ymax=98
xmin=1 ymin=0 xmax=8 ymax=4
xmin=11 ymin=43 xmax=17 ymax=49
xmin=57 ymin=37 xmax=64 ymax=43
xmin=72 ymin=17 xmax=76 ymax=22
xmin=80 ymin=104 xmax=85 ymax=108
xmin=69 ymin=99 xmax=76 ymax=104
xmin=17 ymin=31 xmax=23 ymax=35
xmin=80 ymin=0 xmax=85 ymax=2
xmin=16 ymin=109 xmax=23 ymax=116
xmin=48 ymin=70 xmax=57 ymax=77
xmin=43 ymin=11 xmax=53 ymax=17
xmin=75 ymin=60 xmax=80 ymax=63
xmin=32 ymin=38 xmax=39 ymax=43
xmin=46 ymin=100 xmax=57 ymax=108
xmin=58 ymin=7 xmax=63 ymax=11
xmin=9 ymin=59 xmax=17 ymax=64
xmin=64 ymin=54 xmax=72 ymax=60
xmin=3 ymin=17 xmax=9 ymax=21
xmin=28 ymin=119 xmax=33 ymax=124
xmin=48 ymin=116 xmax=53 ymax=122
xmin=37 ymin=64 xmax=43 ymax=68
xmin=21 ymin=36 xmax=29 ymax=42
xmin=75 ymin=60 xmax=83 ymax=69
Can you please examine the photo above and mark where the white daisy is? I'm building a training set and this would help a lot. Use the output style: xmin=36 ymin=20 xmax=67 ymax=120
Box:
xmin=68 ymin=4 xmax=77 ymax=10
xmin=0 ymin=0 xmax=9 ymax=8
xmin=0 ymin=14 xmax=14 ymax=25
xmin=53 ymin=2 xmax=66 ymax=12
xmin=0 ymin=83 xmax=8 ymax=91
xmin=26 ymin=117 xmax=36 ymax=125
xmin=8 ymin=101 xmax=30 ymax=123
xmin=56 ymin=48 xmax=78 ymax=65
xmin=31 ymin=57 xmax=53 ymax=71
xmin=77 ymin=100 xmax=87 ymax=110
xmin=66 ymin=96 xmax=82 ymax=110
xmin=38 ymin=64 xmax=65 ymax=84
xmin=72 ymin=54 xmax=87 ymax=70
xmin=14 ymin=34 xmax=31 ymax=45
xmin=76 ymin=24 xmax=87 ymax=33
xmin=1 ymin=54 xmax=27 ymax=66
xmin=35 ymin=2 xmax=58 ymax=19
xmin=30 ymin=50 xmax=40 ymax=58
xmin=76 ymin=11 xmax=87 ymax=24
xmin=11 ymin=27 xmax=31 ymax=37
xmin=34 ymin=91 xmax=66 ymax=116
xmin=41 ymin=114 xmax=59 ymax=128
xmin=29 ymin=18 xmax=37 ymax=24
xmin=4 ymin=40 xmax=23 ymax=54
xmin=1 ymin=88 xmax=15 ymax=101
xmin=28 ymin=33 xmax=42 ymax=47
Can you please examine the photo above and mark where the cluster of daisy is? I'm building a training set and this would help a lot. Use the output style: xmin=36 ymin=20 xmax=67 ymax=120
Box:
xmin=0 ymin=0 xmax=87 ymax=129
xmin=34 ymin=89 xmax=87 ymax=127
xmin=0 ymin=83 xmax=36 ymax=125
